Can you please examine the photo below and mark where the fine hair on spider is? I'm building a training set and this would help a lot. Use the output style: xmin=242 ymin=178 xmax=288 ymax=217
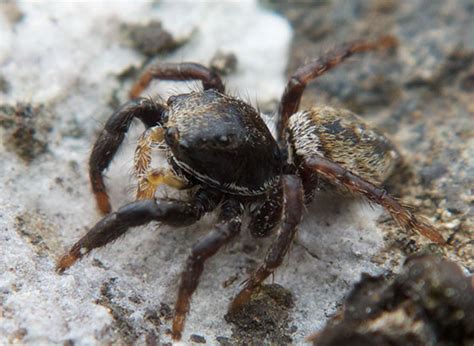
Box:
xmin=56 ymin=35 xmax=445 ymax=341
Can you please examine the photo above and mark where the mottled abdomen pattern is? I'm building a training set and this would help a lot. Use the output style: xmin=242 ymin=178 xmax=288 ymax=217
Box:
xmin=288 ymin=106 xmax=401 ymax=198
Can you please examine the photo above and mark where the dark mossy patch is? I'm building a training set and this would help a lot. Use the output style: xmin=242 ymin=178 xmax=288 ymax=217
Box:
xmin=225 ymin=284 xmax=296 ymax=345
xmin=0 ymin=103 xmax=52 ymax=163
xmin=120 ymin=20 xmax=189 ymax=57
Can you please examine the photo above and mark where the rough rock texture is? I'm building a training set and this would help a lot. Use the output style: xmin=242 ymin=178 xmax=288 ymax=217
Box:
xmin=0 ymin=1 xmax=472 ymax=345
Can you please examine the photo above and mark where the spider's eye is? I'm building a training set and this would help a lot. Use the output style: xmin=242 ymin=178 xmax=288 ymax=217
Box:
xmin=217 ymin=135 xmax=230 ymax=146
xmin=165 ymin=127 xmax=179 ymax=146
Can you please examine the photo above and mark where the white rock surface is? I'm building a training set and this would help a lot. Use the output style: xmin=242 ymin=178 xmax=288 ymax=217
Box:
xmin=0 ymin=2 xmax=391 ymax=344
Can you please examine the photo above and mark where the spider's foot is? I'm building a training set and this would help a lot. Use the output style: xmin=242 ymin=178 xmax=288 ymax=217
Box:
xmin=171 ymin=314 xmax=185 ymax=341
xmin=414 ymin=221 xmax=446 ymax=245
xmin=228 ymin=287 xmax=254 ymax=314
xmin=56 ymin=251 xmax=80 ymax=274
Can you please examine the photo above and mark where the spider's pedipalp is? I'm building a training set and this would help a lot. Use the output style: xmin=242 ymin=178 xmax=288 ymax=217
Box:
xmin=134 ymin=125 xmax=189 ymax=200
xmin=248 ymin=183 xmax=283 ymax=238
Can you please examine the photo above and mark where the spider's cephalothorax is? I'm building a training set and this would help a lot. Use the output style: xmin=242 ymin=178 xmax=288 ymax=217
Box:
xmin=56 ymin=37 xmax=445 ymax=341
xmin=164 ymin=90 xmax=282 ymax=196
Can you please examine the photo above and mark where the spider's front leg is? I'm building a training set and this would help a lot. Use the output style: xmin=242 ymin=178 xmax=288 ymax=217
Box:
xmin=305 ymin=156 xmax=445 ymax=244
xmin=276 ymin=36 xmax=397 ymax=145
xmin=130 ymin=62 xmax=225 ymax=99
xmin=56 ymin=188 xmax=222 ymax=273
xmin=89 ymin=99 xmax=166 ymax=214
xmin=172 ymin=198 xmax=244 ymax=340
xmin=229 ymin=175 xmax=304 ymax=313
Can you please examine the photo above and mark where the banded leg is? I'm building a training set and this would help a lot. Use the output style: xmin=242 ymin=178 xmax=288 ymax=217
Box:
xmin=56 ymin=188 xmax=222 ymax=273
xmin=229 ymin=175 xmax=304 ymax=313
xmin=90 ymin=98 xmax=166 ymax=214
xmin=172 ymin=199 xmax=244 ymax=340
xmin=277 ymin=36 xmax=397 ymax=145
xmin=305 ymin=156 xmax=445 ymax=244
xmin=134 ymin=126 xmax=188 ymax=199
xmin=130 ymin=62 xmax=225 ymax=99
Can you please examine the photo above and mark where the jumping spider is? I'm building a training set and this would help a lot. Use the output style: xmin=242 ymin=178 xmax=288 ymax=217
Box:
xmin=57 ymin=36 xmax=445 ymax=340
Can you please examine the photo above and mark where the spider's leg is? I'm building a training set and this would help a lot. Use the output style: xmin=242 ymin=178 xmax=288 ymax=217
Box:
xmin=305 ymin=155 xmax=445 ymax=244
xmin=172 ymin=199 xmax=243 ymax=341
xmin=248 ymin=183 xmax=283 ymax=238
xmin=130 ymin=62 xmax=225 ymax=99
xmin=56 ymin=188 xmax=222 ymax=273
xmin=90 ymin=98 xmax=166 ymax=214
xmin=229 ymin=175 xmax=304 ymax=313
xmin=276 ymin=36 xmax=397 ymax=145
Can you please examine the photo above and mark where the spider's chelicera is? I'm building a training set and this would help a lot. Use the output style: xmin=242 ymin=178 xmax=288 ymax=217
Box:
xmin=57 ymin=36 xmax=445 ymax=340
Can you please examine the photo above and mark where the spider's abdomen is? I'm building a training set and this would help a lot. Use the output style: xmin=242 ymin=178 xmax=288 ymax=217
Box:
xmin=288 ymin=106 xmax=401 ymax=194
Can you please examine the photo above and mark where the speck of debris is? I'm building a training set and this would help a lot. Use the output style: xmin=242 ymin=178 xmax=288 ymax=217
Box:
xmin=61 ymin=117 xmax=85 ymax=139
xmin=0 ymin=0 xmax=24 ymax=25
xmin=190 ymin=334 xmax=206 ymax=343
xmin=159 ymin=302 xmax=173 ymax=321
xmin=145 ymin=331 xmax=158 ymax=346
xmin=225 ymin=283 xmax=295 ymax=344
xmin=216 ymin=336 xmax=232 ymax=346
xmin=8 ymin=328 xmax=27 ymax=344
xmin=210 ymin=50 xmax=238 ymax=76
xmin=0 ymin=103 xmax=52 ymax=163
xmin=222 ymin=273 xmax=239 ymax=288
xmin=309 ymin=255 xmax=474 ymax=346
xmin=120 ymin=20 xmax=189 ymax=57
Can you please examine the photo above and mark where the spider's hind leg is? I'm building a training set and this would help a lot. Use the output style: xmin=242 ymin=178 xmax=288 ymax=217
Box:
xmin=276 ymin=36 xmax=397 ymax=144
xmin=304 ymin=155 xmax=445 ymax=244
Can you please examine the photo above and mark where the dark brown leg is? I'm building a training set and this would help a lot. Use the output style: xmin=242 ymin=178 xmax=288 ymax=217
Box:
xmin=229 ymin=175 xmax=304 ymax=313
xmin=248 ymin=183 xmax=283 ymax=238
xmin=89 ymin=98 xmax=166 ymax=214
xmin=276 ymin=36 xmax=397 ymax=145
xmin=172 ymin=199 xmax=243 ymax=340
xmin=305 ymin=156 xmax=445 ymax=244
xmin=56 ymin=188 xmax=222 ymax=273
xmin=130 ymin=62 xmax=225 ymax=99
